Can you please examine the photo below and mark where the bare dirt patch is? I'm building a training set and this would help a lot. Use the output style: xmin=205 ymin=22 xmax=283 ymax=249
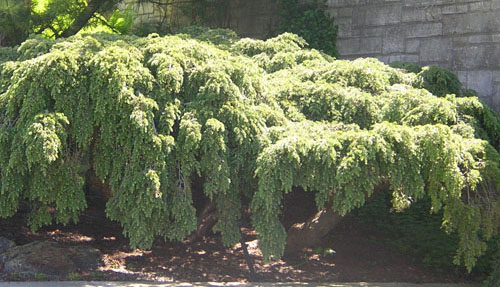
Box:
xmin=0 ymin=196 xmax=477 ymax=283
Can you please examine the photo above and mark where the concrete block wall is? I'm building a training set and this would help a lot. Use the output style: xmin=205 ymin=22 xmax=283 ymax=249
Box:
xmin=327 ymin=0 xmax=500 ymax=110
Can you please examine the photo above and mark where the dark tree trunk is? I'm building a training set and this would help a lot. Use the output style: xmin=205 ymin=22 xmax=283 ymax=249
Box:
xmin=59 ymin=0 xmax=113 ymax=38
xmin=85 ymin=168 xmax=113 ymax=199
xmin=285 ymin=204 xmax=343 ymax=254
xmin=239 ymin=224 xmax=259 ymax=281
xmin=285 ymin=183 xmax=389 ymax=254
xmin=0 ymin=32 xmax=5 ymax=47
xmin=185 ymin=201 xmax=217 ymax=243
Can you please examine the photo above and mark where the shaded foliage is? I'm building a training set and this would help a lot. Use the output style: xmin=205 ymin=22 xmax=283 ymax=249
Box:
xmin=356 ymin=189 xmax=459 ymax=271
xmin=177 ymin=26 xmax=239 ymax=47
xmin=0 ymin=0 xmax=32 ymax=45
xmin=358 ymin=61 xmax=500 ymax=285
xmin=417 ymin=66 xmax=463 ymax=97
xmin=0 ymin=32 xmax=500 ymax=273
xmin=275 ymin=0 xmax=337 ymax=56
xmin=389 ymin=61 xmax=422 ymax=74
xmin=390 ymin=62 xmax=469 ymax=98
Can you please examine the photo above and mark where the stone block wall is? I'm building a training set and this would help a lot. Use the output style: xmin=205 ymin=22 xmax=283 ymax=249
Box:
xmin=327 ymin=0 xmax=500 ymax=110
xmin=120 ymin=0 xmax=165 ymax=25
xmin=119 ymin=0 xmax=278 ymax=39
xmin=225 ymin=0 xmax=279 ymax=39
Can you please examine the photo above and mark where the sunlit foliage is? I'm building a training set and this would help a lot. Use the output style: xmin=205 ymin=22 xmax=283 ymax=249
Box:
xmin=1 ymin=31 xmax=499 ymax=272
xmin=0 ymin=0 xmax=132 ymax=46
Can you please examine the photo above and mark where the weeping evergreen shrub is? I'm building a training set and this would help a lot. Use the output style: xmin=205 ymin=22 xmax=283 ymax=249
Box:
xmin=0 ymin=31 xmax=500 ymax=273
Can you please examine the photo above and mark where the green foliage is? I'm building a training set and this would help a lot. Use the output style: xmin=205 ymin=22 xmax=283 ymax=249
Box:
xmin=359 ymin=62 xmax=500 ymax=282
xmin=10 ymin=272 xmax=20 ymax=280
xmin=106 ymin=6 xmax=135 ymax=34
xmin=484 ymin=265 xmax=500 ymax=287
xmin=478 ymin=236 xmax=500 ymax=286
xmin=32 ymin=0 xmax=88 ymax=38
xmin=390 ymin=61 xmax=422 ymax=74
xmin=390 ymin=63 xmax=476 ymax=99
xmin=67 ymin=272 xmax=81 ymax=281
xmin=178 ymin=26 xmax=238 ymax=47
xmin=356 ymin=190 xmax=460 ymax=271
xmin=0 ymin=0 xmax=86 ymax=45
xmin=34 ymin=273 xmax=47 ymax=280
xmin=0 ymin=47 xmax=19 ymax=63
xmin=83 ymin=5 xmax=136 ymax=35
xmin=1 ymin=31 xmax=500 ymax=274
xmin=0 ymin=0 xmax=128 ymax=46
xmin=275 ymin=0 xmax=338 ymax=56
xmin=90 ymin=271 xmax=104 ymax=279
xmin=0 ymin=0 xmax=32 ymax=46
xmin=417 ymin=65 xmax=463 ymax=97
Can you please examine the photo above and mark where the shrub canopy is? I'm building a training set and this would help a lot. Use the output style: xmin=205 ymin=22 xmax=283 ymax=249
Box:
xmin=1 ymin=31 xmax=500 ymax=271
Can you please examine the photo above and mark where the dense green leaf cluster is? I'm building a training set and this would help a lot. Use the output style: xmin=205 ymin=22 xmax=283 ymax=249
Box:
xmin=275 ymin=0 xmax=338 ymax=56
xmin=390 ymin=62 xmax=478 ymax=99
xmin=1 ymin=32 xmax=500 ymax=271
xmin=355 ymin=190 xmax=460 ymax=272
xmin=482 ymin=238 xmax=500 ymax=286
xmin=389 ymin=61 xmax=422 ymax=74
xmin=0 ymin=0 xmax=32 ymax=46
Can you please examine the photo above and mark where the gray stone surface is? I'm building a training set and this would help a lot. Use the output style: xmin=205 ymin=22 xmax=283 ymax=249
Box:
xmin=0 ymin=283 xmax=483 ymax=287
xmin=419 ymin=38 xmax=451 ymax=63
xmin=0 ymin=241 xmax=101 ymax=279
xmin=326 ymin=0 xmax=500 ymax=111
xmin=0 ymin=237 xmax=15 ymax=254
xmin=119 ymin=0 xmax=279 ymax=40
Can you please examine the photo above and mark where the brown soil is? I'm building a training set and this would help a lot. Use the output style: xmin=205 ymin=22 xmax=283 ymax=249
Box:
xmin=0 ymin=197 xmax=478 ymax=283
